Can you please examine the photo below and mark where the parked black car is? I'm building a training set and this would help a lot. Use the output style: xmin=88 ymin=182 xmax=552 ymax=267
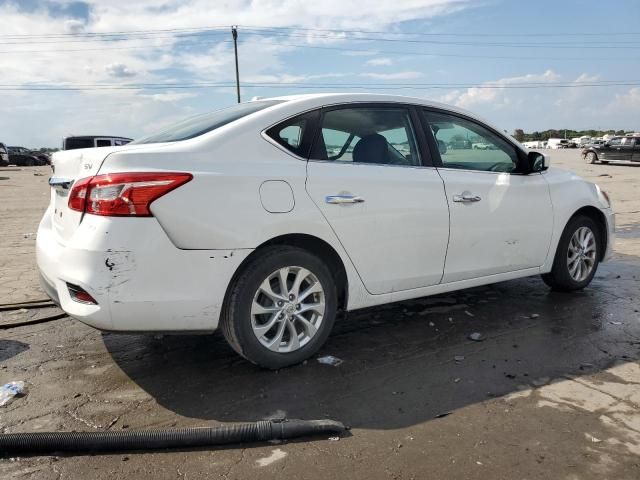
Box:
xmin=0 ymin=143 xmax=9 ymax=167
xmin=7 ymin=146 xmax=49 ymax=166
xmin=583 ymin=136 xmax=640 ymax=164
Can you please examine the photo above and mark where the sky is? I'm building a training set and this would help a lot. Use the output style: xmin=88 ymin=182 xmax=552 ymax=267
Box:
xmin=1 ymin=0 xmax=639 ymax=148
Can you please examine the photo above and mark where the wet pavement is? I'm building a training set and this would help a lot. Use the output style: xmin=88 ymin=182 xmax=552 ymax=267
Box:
xmin=1 ymin=151 xmax=639 ymax=479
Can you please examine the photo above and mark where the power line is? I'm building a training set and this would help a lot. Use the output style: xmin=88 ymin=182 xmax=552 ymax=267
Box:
xmin=1 ymin=81 xmax=638 ymax=92
xmin=1 ymin=26 xmax=639 ymax=49
xmin=0 ymin=37 xmax=631 ymax=62
xmin=2 ymin=23 xmax=640 ymax=39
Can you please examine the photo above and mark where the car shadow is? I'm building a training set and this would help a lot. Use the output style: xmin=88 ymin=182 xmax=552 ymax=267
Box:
xmin=0 ymin=340 xmax=30 ymax=363
xmin=103 ymin=256 xmax=640 ymax=431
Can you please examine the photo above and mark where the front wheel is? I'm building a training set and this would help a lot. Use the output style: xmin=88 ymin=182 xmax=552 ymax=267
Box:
xmin=585 ymin=151 xmax=598 ymax=164
xmin=542 ymin=215 xmax=601 ymax=291
xmin=220 ymin=246 xmax=337 ymax=369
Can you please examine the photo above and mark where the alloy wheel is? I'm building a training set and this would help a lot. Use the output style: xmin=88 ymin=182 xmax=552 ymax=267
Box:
xmin=250 ymin=266 xmax=325 ymax=353
xmin=567 ymin=226 xmax=597 ymax=282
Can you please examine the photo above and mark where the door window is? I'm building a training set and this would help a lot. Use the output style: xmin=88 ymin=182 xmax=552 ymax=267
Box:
xmin=424 ymin=110 xmax=518 ymax=173
xmin=311 ymin=107 xmax=421 ymax=166
xmin=96 ymin=139 xmax=112 ymax=147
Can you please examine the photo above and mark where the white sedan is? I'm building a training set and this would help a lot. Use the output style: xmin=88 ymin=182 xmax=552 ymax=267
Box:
xmin=37 ymin=93 xmax=615 ymax=369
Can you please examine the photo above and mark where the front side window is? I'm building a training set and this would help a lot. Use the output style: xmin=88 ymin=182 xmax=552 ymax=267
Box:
xmin=424 ymin=110 xmax=518 ymax=173
xmin=311 ymin=107 xmax=421 ymax=166
xmin=608 ymin=138 xmax=621 ymax=146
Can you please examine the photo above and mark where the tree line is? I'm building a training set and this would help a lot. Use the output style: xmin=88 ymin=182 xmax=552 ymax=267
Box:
xmin=512 ymin=129 xmax=630 ymax=142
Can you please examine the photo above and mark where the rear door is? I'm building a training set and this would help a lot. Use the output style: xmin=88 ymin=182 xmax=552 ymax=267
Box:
xmin=305 ymin=104 xmax=450 ymax=295
xmin=633 ymin=139 xmax=640 ymax=162
xmin=421 ymin=108 xmax=553 ymax=283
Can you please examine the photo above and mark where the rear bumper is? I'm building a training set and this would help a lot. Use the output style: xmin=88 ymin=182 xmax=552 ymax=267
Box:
xmin=36 ymin=208 xmax=252 ymax=332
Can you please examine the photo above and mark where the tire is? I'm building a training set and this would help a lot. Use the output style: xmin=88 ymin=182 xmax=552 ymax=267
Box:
xmin=541 ymin=215 xmax=601 ymax=291
xmin=585 ymin=151 xmax=598 ymax=164
xmin=220 ymin=246 xmax=338 ymax=369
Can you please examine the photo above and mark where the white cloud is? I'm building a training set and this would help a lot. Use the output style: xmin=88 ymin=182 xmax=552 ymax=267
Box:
xmin=361 ymin=71 xmax=422 ymax=80
xmin=105 ymin=63 xmax=137 ymax=78
xmin=366 ymin=57 xmax=393 ymax=66
xmin=433 ymin=70 xmax=640 ymax=132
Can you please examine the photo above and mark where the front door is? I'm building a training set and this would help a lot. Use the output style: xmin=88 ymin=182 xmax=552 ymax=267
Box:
xmin=305 ymin=105 xmax=450 ymax=295
xmin=422 ymin=109 xmax=554 ymax=283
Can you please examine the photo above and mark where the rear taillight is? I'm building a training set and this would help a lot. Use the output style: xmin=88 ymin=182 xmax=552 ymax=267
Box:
xmin=68 ymin=172 xmax=192 ymax=217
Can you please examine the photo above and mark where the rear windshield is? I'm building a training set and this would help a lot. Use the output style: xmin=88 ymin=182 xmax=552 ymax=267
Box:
xmin=131 ymin=100 xmax=284 ymax=145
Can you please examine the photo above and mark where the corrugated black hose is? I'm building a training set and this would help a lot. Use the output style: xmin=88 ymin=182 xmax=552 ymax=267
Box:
xmin=0 ymin=419 xmax=345 ymax=453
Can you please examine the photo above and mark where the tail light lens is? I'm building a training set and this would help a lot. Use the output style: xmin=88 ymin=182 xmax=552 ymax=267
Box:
xmin=68 ymin=172 xmax=192 ymax=216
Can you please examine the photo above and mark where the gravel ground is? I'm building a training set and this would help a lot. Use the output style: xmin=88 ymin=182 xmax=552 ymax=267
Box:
xmin=0 ymin=150 xmax=639 ymax=479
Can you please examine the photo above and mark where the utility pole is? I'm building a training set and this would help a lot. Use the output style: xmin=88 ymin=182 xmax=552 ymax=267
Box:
xmin=231 ymin=26 xmax=240 ymax=103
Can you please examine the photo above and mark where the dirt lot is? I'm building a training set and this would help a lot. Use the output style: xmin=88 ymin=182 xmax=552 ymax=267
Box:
xmin=1 ymin=150 xmax=639 ymax=479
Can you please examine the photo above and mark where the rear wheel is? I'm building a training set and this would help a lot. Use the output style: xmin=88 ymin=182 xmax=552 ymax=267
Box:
xmin=585 ymin=151 xmax=598 ymax=164
xmin=542 ymin=215 xmax=601 ymax=291
xmin=220 ymin=246 xmax=337 ymax=369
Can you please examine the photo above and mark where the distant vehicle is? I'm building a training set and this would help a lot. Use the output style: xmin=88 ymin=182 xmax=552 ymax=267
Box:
xmin=547 ymin=138 xmax=570 ymax=149
xmin=8 ymin=146 xmax=50 ymax=166
xmin=583 ymin=136 xmax=640 ymax=164
xmin=572 ymin=136 xmax=592 ymax=147
xmin=62 ymin=136 xmax=132 ymax=151
xmin=472 ymin=142 xmax=492 ymax=150
xmin=448 ymin=139 xmax=471 ymax=149
xmin=0 ymin=143 xmax=9 ymax=167
xmin=7 ymin=146 xmax=48 ymax=166
xmin=523 ymin=141 xmax=547 ymax=149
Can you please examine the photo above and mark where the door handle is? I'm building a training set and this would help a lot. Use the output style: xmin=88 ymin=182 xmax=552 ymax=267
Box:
xmin=453 ymin=192 xmax=481 ymax=203
xmin=325 ymin=195 xmax=365 ymax=205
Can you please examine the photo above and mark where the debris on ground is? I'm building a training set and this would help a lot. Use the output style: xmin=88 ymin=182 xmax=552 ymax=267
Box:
xmin=530 ymin=313 xmax=540 ymax=319
xmin=609 ymin=321 xmax=622 ymax=325
xmin=453 ymin=378 xmax=461 ymax=383
xmin=434 ymin=411 xmax=452 ymax=419
xmin=464 ymin=311 xmax=475 ymax=317
xmin=33 ymin=172 xmax=45 ymax=176
xmin=505 ymin=373 xmax=516 ymax=379
xmin=328 ymin=436 xmax=340 ymax=441
xmin=580 ymin=363 xmax=594 ymax=370
xmin=0 ymin=381 xmax=26 ymax=407
xmin=454 ymin=355 xmax=465 ymax=363
xmin=428 ymin=321 xmax=435 ymax=327
xmin=586 ymin=434 xmax=602 ymax=443
xmin=23 ymin=233 xmax=35 ymax=239
xmin=468 ymin=332 xmax=484 ymax=342
xmin=317 ymin=355 xmax=344 ymax=367
xmin=531 ymin=377 xmax=550 ymax=387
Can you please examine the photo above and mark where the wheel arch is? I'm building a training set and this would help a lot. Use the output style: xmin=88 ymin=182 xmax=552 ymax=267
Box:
xmin=222 ymin=233 xmax=349 ymax=314
xmin=568 ymin=206 xmax=608 ymax=261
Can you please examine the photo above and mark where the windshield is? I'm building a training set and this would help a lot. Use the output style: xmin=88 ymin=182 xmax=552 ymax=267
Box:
xmin=131 ymin=100 xmax=283 ymax=145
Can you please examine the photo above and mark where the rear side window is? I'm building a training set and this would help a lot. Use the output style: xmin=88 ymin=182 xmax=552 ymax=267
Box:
xmin=0 ymin=143 xmax=7 ymax=153
xmin=265 ymin=110 xmax=318 ymax=158
xmin=132 ymin=100 xmax=283 ymax=145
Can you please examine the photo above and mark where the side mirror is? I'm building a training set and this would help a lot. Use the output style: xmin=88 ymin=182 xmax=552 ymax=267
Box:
xmin=528 ymin=151 xmax=549 ymax=173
